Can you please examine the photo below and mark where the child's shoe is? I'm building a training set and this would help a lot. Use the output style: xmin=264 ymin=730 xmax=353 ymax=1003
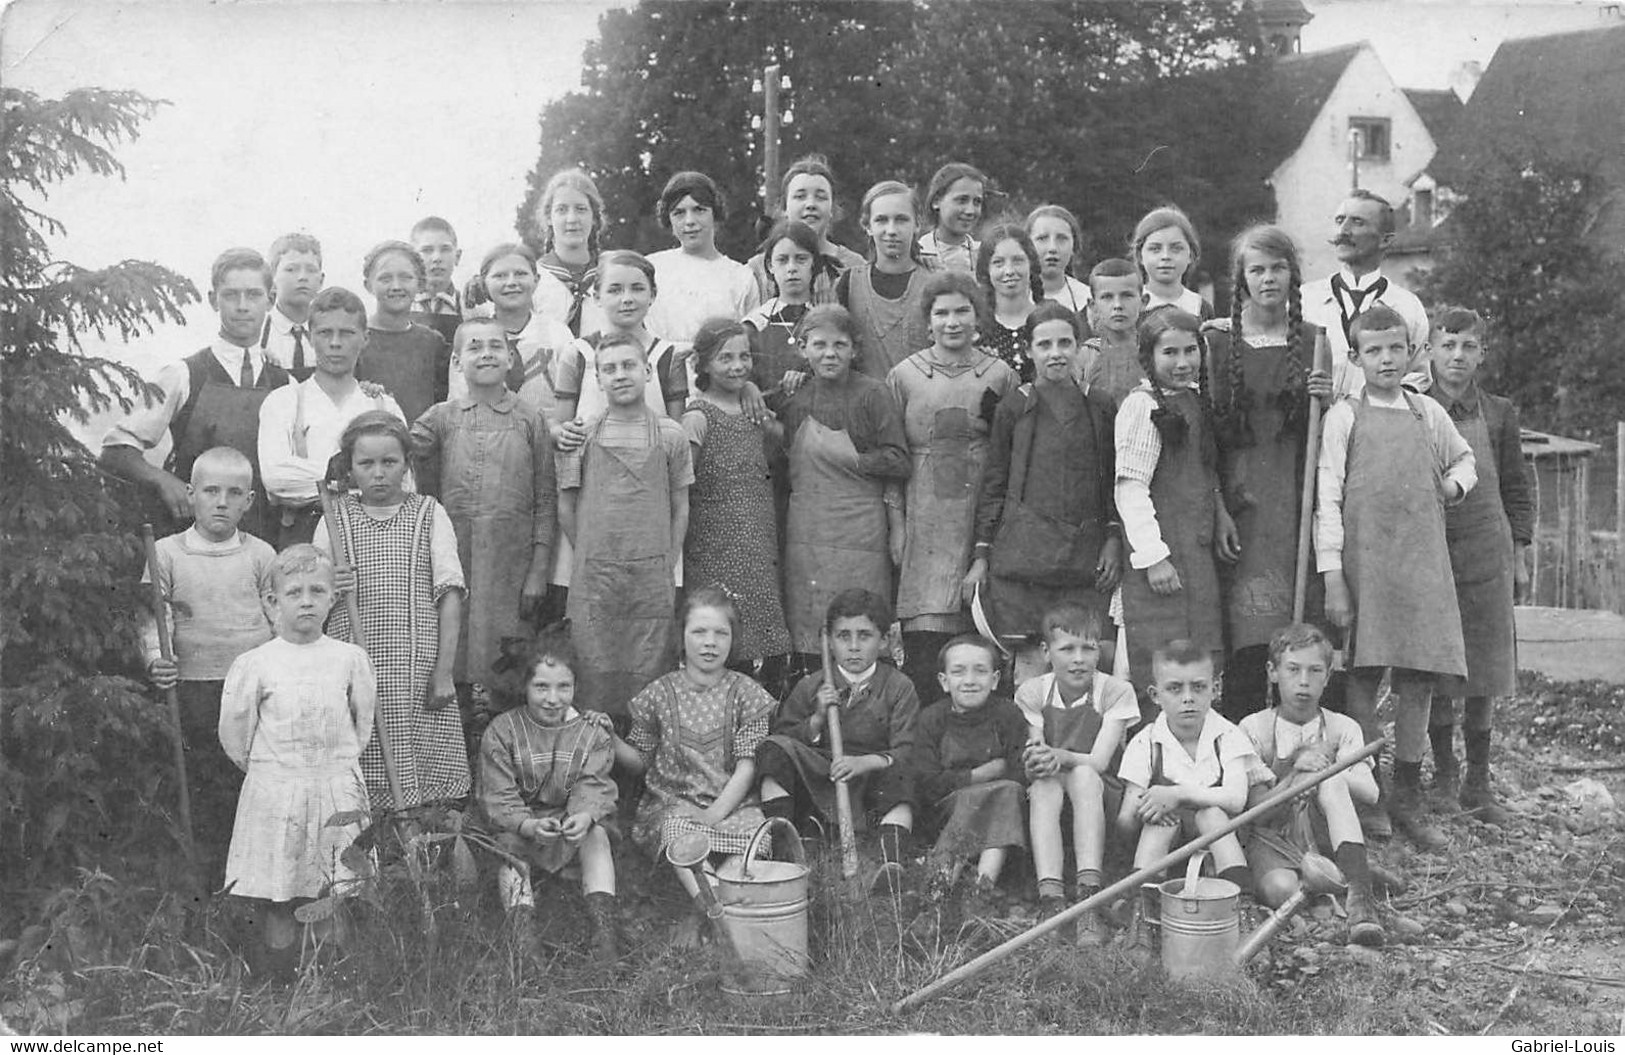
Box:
xmin=585 ymin=892 xmax=622 ymax=963
xmin=1345 ymin=884 xmax=1385 ymax=947
xmin=1119 ymin=885 xmax=1158 ymax=968
xmin=1357 ymin=800 xmax=1393 ymax=840
xmin=1037 ymin=893 xmax=1070 ymax=942
xmin=1459 ymin=764 xmax=1509 ymax=826
xmin=1387 ymin=778 xmax=1448 ymax=853
xmin=1074 ymin=904 xmax=1109 ymax=948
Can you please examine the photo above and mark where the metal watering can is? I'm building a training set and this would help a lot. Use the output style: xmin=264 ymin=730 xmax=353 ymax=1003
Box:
xmin=1150 ymin=850 xmax=1347 ymax=981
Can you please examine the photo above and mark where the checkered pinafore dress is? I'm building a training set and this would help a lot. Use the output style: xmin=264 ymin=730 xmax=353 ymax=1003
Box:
xmin=327 ymin=492 xmax=471 ymax=809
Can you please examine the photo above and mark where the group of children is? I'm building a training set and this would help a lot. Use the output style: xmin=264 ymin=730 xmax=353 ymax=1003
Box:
xmin=111 ymin=154 xmax=1532 ymax=972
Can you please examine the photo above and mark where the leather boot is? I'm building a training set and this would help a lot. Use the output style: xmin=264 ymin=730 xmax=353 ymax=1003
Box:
xmin=1429 ymin=725 xmax=1461 ymax=806
xmin=1389 ymin=764 xmax=1448 ymax=852
xmin=1460 ymin=764 xmax=1510 ymax=826
xmin=585 ymin=892 xmax=622 ymax=963
xmin=1120 ymin=884 xmax=1158 ymax=967
xmin=1345 ymin=881 xmax=1385 ymax=947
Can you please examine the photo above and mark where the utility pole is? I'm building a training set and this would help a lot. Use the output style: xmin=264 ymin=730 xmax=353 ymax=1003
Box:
xmin=763 ymin=62 xmax=781 ymax=208
xmin=1349 ymin=127 xmax=1362 ymax=191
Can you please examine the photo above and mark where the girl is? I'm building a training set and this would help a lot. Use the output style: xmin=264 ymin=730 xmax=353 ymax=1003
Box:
xmin=1131 ymin=206 xmax=1213 ymax=321
xmin=1115 ymin=308 xmax=1234 ymax=703
xmin=220 ymin=544 xmax=374 ymax=974
xmin=781 ymin=304 xmax=911 ymax=671
xmin=316 ymin=410 xmax=469 ymax=810
xmin=742 ymin=219 xmax=822 ymax=404
xmin=888 ymin=271 xmax=1018 ymax=704
xmin=1025 ymin=204 xmax=1093 ymax=315
xmin=970 ymin=302 xmax=1121 ymax=650
xmin=448 ymin=244 xmax=578 ymax=426
xmin=411 ymin=319 xmax=556 ymax=746
xmin=645 ymin=170 xmax=760 ymax=354
xmin=683 ymin=316 xmax=792 ymax=685
xmin=358 ymin=241 xmax=450 ymax=423
xmin=622 ymin=587 xmax=777 ymax=941
xmin=839 ymin=180 xmax=933 ymax=381
xmin=477 ymin=630 xmax=621 ymax=961
xmin=1206 ymin=225 xmax=1331 ymax=719
xmin=531 ymin=168 xmax=607 ymax=338
xmin=918 ymin=162 xmax=988 ymax=273
xmin=975 ymin=223 xmax=1046 ymax=383
xmin=746 ymin=154 xmax=866 ymax=304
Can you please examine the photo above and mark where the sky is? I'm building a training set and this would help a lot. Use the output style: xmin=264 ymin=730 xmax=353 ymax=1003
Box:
xmin=4 ymin=0 xmax=1618 ymax=385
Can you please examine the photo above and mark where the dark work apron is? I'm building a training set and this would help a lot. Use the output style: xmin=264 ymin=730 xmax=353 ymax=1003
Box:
xmin=1439 ymin=401 xmax=1516 ymax=696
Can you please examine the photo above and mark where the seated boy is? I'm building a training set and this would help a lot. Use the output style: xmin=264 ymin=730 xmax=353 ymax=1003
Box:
xmin=143 ymin=446 xmax=277 ymax=887
xmin=1239 ymin=623 xmax=1384 ymax=947
xmin=1318 ymin=304 xmax=1476 ymax=850
xmin=478 ymin=628 xmax=621 ymax=961
xmin=1017 ymin=602 xmax=1139 ymax=945
xmin=409 ymin=216 xmax=466 ymax=351
xmin=756 ymin=588 xmax=919 ymax=895
xmin=913 ymin=634 xmax=1030 ymax=921
xmin=1117 ymin=638 xmax=1258 ymax=954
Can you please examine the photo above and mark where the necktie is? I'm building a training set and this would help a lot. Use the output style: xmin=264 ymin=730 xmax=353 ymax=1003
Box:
xmin=291 ymin=325 xmax=307 ymax=374
xmin=1331 ymin=274 xmax=1389 ymax=341
xmin=239 ymin=348 xmax=254 ymax=387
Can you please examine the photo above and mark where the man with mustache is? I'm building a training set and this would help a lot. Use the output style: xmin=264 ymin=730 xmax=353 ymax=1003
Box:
xmin=1302 ymin=191 xmax=1431 ymax=399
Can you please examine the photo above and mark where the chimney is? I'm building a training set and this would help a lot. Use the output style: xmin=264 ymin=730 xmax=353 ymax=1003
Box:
xmin=1449 ymin=60 xmax=1483 ymax=103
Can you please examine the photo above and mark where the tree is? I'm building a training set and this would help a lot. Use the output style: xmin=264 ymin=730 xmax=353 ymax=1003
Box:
xmin=1 ymin=87 xmax=201 ymax=903
xmin=519 ymin=0 xmax=1262 ymax=262
xmin=1419 ymin=152 xmax=1625 ymax=439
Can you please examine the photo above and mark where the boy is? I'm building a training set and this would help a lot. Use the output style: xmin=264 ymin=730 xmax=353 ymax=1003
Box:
xmin=478 ymin=629 xmax=621 ymax=961
xmin=1424 ymin=307 xmax=1531 ymax=825
xmin=913 ymin=634 xmax=1030 ymax=921
xmin=1117 ymin=639 xmax=1258 ymax=955
xmin=258 ymin=287 xmax=409 ymax=548
xmin=1317 ymin=304 xmax=1476 ymax=850
xmin=1239 ymin=624 xmax=1383 ymax=947
xmin=1080 ymin=257 xmax=1145 ymax=406
xmin=143 ymin=446 xmax=277 ymax=887
xmin=101 ymin=247 xmax=290 ymax=543
xmin=262 ymin=233 xmax=325 ymax=381
xmin=557 ymin=331 xmax=691 ymax=721
xmin=410 ymin=216 xmax=465 ymax=349
xmin=1017 ymin=602 xmax=1139 ymax=945
xmin=756 ymin=588 xmax=919 ymax=895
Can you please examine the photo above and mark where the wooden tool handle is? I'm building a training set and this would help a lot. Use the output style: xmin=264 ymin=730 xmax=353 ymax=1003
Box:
xmin=142 ymin=524 xmax=196 ymax=868
xmin=1292 ymin=331 xmax=1332 ymax=624
xmin=317 ymin=485 xmax=406 ymax=812
xmin=821 ymin=629 xmax=860 ymax=881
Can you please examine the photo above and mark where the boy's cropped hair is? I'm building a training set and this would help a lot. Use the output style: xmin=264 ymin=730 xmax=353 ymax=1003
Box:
xmin=308 ymin=286 xmax=369 ymax=326
xmin=411 ymin=215 xmax=458 ymax=242
xmin=1040 ymin=601 xmax=1102 ymax=643
xmin=269 ymin=543 xmax=333 ymax=589
xmin=1266 ymin=622 xmax=1334 ymax=667
xmin=594 ymin=329 xmax=648 ymax=361
xmin=211 ymin=247 xmax=272 ymax=292
xmin=937 ymin=632 xmax=1002 ymax=672
xmin=267 ymin=232 xmax=323 ymax=272
xmin=1086 ymin=256 xmax=1140 ymax=289
xmin=451 ymin=317 xmax=505 ymax=352
xmin=1346 ymin=304 xmax=1408 ymax=347
xmin=1150 ymin=638 xmax=1214 ymax=676
xmin=190 ymin=445 xmax=254 ymax=485
xmin=1430 ymin=305 xmax=1486 ymax=336
xmin=825 ymin=587 xmax=892 ymax=634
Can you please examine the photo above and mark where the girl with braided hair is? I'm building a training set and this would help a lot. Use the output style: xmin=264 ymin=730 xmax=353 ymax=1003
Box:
xmin=1207 ymin=226 xmax=1334 ymax=719
xmin=1114 ymin=307 xmax=1233 ymax=707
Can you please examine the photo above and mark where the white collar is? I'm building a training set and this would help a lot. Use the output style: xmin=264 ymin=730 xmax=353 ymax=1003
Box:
xmin=1336 ymin=266 xmax=1387 ymax=292
xmin=839 ymin=663 xmax=878 ymax=690
xmin=183 ymin=526 xmax=242 ymax=552
xmin=267 ymin=305 xmax=306 ymax=336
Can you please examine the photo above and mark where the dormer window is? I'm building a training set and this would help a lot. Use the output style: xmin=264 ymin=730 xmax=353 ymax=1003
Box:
xmin=1350 ymin=118 xmax=1391 ymax=161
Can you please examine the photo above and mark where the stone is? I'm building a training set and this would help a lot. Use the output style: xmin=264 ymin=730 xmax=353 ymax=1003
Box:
xmin=1444 ymin=899 xmax=1469 ymax=917
xmin=1561 ymin=778 xmax=1617 ymax=833
xmin=1527 ymin=903 xmax=1565 ymax=926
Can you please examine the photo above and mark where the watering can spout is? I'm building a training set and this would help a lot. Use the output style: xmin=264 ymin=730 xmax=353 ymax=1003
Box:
xmin=1233 ymin=851 xmax=1347 ymax=965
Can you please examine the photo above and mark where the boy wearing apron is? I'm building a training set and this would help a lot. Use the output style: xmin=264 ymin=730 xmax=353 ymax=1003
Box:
xmin=1424 ymin=308 xmax=1532 ymax=826
xmin=1316 ymin=306 xmax=1477 ymax=852
xmin=557 ymin=332 xmax=692 ymax=724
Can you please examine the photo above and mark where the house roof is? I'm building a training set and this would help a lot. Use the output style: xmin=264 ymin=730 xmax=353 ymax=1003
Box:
xmin=1263 ymin=43 xmax=1363 ymax=166
xmin=1402 ymin=88 xmax=1464 ymax=145
xmin=1430 ymin=23 xmax=1625 ymax=187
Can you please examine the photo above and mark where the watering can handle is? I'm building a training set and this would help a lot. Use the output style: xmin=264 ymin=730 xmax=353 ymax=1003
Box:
xmin=741 ymin=816 xmax=806 ymax=879
xmin=1184 ymin=851 xmax=1208 ymax=891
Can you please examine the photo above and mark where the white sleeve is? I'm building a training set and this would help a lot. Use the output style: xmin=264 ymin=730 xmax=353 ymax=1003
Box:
xmin=257 ymin=385 xmax=325 ymax=504
xmin=1314 ymin=401 xmax=1355 ymax=572
xmin=102 ymin=358 xmax=190 ymax=452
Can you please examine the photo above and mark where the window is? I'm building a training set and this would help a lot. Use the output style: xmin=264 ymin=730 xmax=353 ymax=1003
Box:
xmin=1350 ymin=118 xmax=1391 ymax=161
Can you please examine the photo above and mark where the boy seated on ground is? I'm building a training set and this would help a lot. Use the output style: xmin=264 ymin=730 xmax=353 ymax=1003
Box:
xmin=756 ymin=588 xmax=918 ymax=895
xmin=1017 ymin=602 xmax=1139 ymax=946
xmin=1117 ymin=638 xmax=1258 ymax=955
xmin=1239 ymin=623 xmax=1384 ymax=947
xmin=478 ymin=628 xmax=622 ymax=962
xmin=913 ymin=634 xmax=1030 ymax=925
